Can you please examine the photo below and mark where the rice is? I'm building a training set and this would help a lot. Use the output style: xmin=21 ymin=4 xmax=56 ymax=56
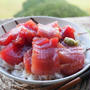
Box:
xmin=0 ymin=59 xmax=63 ymax=80
xmin=11 ymin=63 xmax=63 ymax=80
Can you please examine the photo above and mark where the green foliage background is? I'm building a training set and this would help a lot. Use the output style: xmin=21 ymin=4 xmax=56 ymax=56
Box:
xmin=15 ymin=0 xmax=88 ymax=17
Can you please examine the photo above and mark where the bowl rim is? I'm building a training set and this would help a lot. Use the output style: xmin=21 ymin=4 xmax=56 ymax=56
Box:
xmin=0 ymin=16 xmax=90 ymax=84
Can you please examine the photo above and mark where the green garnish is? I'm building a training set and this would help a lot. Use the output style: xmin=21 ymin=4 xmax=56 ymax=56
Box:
xmin=64 ymin=37 xmax=79 ymax=46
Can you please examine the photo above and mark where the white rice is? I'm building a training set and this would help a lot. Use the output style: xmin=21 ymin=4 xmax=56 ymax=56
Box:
xmin=0 ymin=59 xmax=63 ymax=80
xmin=12 ymin=63 xmax=63 ymax=80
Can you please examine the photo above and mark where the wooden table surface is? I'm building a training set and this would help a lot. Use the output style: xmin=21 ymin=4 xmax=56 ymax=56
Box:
xmin=0 ymin=16 xmax=90 ymax=90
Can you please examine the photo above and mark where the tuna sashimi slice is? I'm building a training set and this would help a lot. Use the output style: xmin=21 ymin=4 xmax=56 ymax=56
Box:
xmin=58 ymin=46 xmax=85 ymax=75
xmin=24 ymin=48 xmax=32 ymax=74
xmin=31 ymin=37 xmax=60 ymax=75
xmin=0 ymin=43 xmax=30 ymax=66
xmin=37 ymin=21 xmax=61 ymax=39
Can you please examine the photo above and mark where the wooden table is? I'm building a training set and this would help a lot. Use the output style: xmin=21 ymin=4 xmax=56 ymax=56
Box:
xmin=0 ymin=17 xmax=90 ymax=90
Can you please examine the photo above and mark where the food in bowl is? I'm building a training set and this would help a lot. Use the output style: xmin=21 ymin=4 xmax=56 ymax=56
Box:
xmin=0 ymin=19 xmax=85 ymax=80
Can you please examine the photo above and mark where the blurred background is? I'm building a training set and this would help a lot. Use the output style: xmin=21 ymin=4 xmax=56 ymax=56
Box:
xmin=0 ymin=0 xmax=90 ymax=19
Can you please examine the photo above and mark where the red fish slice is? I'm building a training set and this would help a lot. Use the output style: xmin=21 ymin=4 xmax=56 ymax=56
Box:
xmin=13 ymin=27 xmax=36 ymax=46
xmin=23 ymin=48 xmax=32 ymax=74
xmin=0 ymin=43 xmax=30 ymax=66
xmin=0 ymin=26 xmax=24 ymax=45
xmin=48 ymin=21 xmax=61 ymax=32
xmin=37 ymin=21 xmax=61 ymax=39
xmin=31 ymin=37 xmax=60 ymax=75
xmin=24 ymin=20 xmax=38 ymax=31
xmin=0 ymin=20 xmax=38 ymax=46
xmin=62 ymin=25 xmax=75 ymax=40
xmin=58 ymin=46 xmax=85 ymax=75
